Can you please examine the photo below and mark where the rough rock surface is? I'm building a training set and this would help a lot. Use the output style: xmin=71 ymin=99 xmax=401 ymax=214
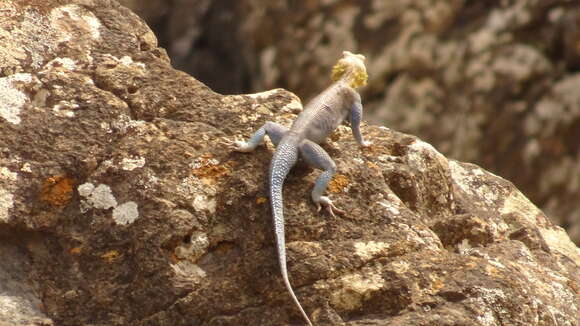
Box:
xmin=119 ymin=0 xmax=580 ymax=244
xmin=0 ymin=1 xmax=579 ymax=326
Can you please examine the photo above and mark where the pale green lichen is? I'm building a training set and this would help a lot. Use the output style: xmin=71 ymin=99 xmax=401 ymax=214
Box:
xmin=21 ymin=10 xmax=58 ymax=69
xmin=112 ymin=201 xmax=139 ymax=225
xmin=0 ymin=294 xmax=48 ymax=325
xmin=0 ymin=167 xmax=17 ymax=222
xmin=79 ymin=183 xmax=141 ymax=225
xmin=330 ymin=272 xmax=384 ymax=311
xmin=354 ymin=241 xmax=391 ymax=261
xmin=120 ymin=156 xmax=146 ymax=171
xmin=78 ymin=183 xmax=117 ymax=210
xmin=171 ymin=260 xmax=207 ymax=285
xmin=50 ymin=4 xmax=102 ymax=41
xmin=0 ymin=188 xmax=14 ymax=222
xmin=0 ymin=73 xmax=33 ymax=125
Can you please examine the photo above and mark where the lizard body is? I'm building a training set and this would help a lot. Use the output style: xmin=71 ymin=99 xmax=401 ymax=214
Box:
xmin=235 ymin=51 xmax=369 ymax=325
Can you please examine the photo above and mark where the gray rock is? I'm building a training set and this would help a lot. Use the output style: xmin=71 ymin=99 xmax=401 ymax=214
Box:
xmin=0 ymin=1 xmax=578 ymax=325
xmin=121 ymin=0 xmax=580 ymax=244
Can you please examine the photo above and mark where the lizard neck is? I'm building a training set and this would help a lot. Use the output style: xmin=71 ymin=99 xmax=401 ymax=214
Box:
xmin=337 ymin=72 xmax=357 ymax=88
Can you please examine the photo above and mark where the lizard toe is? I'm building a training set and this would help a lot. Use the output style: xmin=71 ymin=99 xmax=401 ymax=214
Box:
xmin=317 ymin=196 xmax=345 ymax=217
xmin=361 ymin=141 xmax=373 ymax=148
xmin=233 ymin=141 xmax=254 ymax=152
xmin=325 ymin=205 xmax=336 ymax=217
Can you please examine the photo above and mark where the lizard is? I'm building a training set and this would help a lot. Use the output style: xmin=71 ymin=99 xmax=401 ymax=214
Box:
xmin=234 ymin=51 xmax=370 ymax=325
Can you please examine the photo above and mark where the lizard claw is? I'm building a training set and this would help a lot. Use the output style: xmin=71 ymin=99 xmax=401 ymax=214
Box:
xmin=360 ymin=141 xmax=372 ymax=148
xmin=233 ymin=140 xmax=255 ymax=152
xmin=222 ymin=138 xmax=246 ymax=150
xmin=316 ymin=196 xmax=345 ymax=217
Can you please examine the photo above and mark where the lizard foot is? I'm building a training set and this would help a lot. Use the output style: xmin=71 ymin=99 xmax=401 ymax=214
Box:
xmin=233 ymin=140 xmax=255 ymax=152
xmin=315 ymin=196 xmax=345 ymax=217
xmin=360 ymin=141 xmax=372 ymax=148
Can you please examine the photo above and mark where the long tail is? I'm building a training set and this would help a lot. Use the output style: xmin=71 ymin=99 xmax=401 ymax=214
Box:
xmin=269 ymin=137 xmax=313 ymax=326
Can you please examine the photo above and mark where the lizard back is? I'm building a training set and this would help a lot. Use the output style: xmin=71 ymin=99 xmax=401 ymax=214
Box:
xmin=291 ymin=81 xmax=359 ymax=144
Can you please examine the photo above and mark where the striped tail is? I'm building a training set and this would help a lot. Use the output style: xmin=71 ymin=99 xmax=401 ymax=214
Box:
xmin=269 ymin=137 xmax=313 ymax=326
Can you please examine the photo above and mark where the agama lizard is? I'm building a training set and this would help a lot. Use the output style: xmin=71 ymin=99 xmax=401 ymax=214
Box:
xmin=234 ymin=51 xmax=370 ymax=325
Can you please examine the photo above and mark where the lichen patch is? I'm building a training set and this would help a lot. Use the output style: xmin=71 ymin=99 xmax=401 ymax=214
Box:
xmin=101 ymin=250 xmax=122 ymax=263
xmin=330 ymin=272 xmax=384 ymax=311
xmin=174 ymin=232 xmax=209 ymax=262
xmin=0 ymin=188 xmax=14 ymax=222
xmin=0 ymin=167 xmax=17 ymax=222
xmin=378 ymin=201 xmax=401 ymax=215
xmin=77 ymin=182 xmax=95 ymax=198
xmin=0 ymin=167 xmax=18 ymax=181
xmin=407 ymin=139 xmax=448 ymax=172
xmin=78 ymin=183 xmax=117 ymax=210
xmin=112 ymin=201 xmax=139 ymax=225
xmin=52 ymin=100 xmax=79 ymax=117
xmin=500 ymin=189 xmax=543 ymax=223
xmin=0 ymin=73 xmax=33 ymax=125
xmin=8 ymin=9 xmax=57 ymax=69
xmin=174 ymin=155 xmax=232 ymax=213
xmin=43 ymin=57 xmax=77 ymax=71
xmin=192 ymin=194 xmax=216 ymax=213
xmin=449 ymin=161 xmax=502 ymax=206
xmin=354 ymin=241 xmax=391 ymax=261
xmin=171 ymin=261 xmax=207 ymax=285
xmin=51 ymin=4 xmax=102 ymax=40
xmin=190 ymin=155 xmax=229 ymax=180
xmin=40 ymin=175 xmax=74 ymax=207
xmin=328 ymin=174 xmax=349 ymax=193
xmin=540 ymin=227 xmax=580 ymax=265
xmin=120 ymin=156 xmax=146 ymax=171
xmin=118 ymin=55 xmax=146 ymax=69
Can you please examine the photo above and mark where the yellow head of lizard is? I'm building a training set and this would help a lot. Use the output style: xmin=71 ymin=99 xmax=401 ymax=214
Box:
xmin=331 ymin=51 xmax=368 ymax=89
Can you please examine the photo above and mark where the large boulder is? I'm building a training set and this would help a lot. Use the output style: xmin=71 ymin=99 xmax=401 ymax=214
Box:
xmin=119 ymin=0 xmax=580 ymax=245
xmin=1 ymin=1 xmax=578 ymax=325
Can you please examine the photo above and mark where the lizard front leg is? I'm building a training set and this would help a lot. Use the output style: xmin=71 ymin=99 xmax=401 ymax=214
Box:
xmin=350 ymin=100 xmax=371 ymax=147
xmin=234 ymin=121 xmax=288 ymax=152
xmin=299 ymin=139 xmax=345 ymax=217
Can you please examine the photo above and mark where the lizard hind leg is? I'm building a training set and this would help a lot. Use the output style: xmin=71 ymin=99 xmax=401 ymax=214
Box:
xmin=299 ymin=140 xmax=345 ymax=217
xmin=234 ymin=121 xmax=288 ymax=152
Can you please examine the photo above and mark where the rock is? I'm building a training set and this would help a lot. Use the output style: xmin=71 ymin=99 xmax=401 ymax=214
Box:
xmin=121 ymin=0 xmax=580 ymax=245
xmin=0 ymin=1 xmax=578 ymax=326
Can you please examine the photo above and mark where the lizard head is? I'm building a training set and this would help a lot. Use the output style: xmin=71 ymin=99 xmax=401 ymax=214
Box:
xmin=331 ymin=51 xmax=368 ymax=88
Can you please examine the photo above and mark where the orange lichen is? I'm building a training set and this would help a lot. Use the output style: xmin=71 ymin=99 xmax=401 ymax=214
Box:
xmin=256 ymin=197 xmax=267 ymax=204
xmin=69 ymin=247 xmax=82 ymax=255
xmin=40 ymin=175 xmax=74 ymax=207
xmin=329 ymin=132 xmax=341 ymax=142
xmin=191 ymin=154 xmax=230 ymax=179
xmin=101 ymin=250 xmax=121 ymax=263
xmin=485 ymin=264 xmax=500 ymax=276
xmin=192 ymin=164 xmax=230 ymax=179
xmin=430 ymin=278 xmax=445 ymax=292
xmin=328 ymin=174 xmax=349 ymax=193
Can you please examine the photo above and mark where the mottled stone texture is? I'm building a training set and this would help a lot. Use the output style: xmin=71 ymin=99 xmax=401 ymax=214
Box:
xmin=119 ymin=0 xmax=580 ymax=244
xmin=0 ymin=1 xmax=579 ymax=325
